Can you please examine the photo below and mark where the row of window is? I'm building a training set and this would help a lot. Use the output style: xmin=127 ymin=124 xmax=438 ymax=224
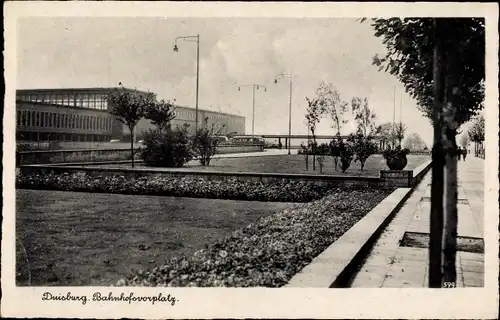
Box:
xmin=16 ymin=110 xmax=113 ymax=131
xmin=173 ymin=109 xmax=243 ymax=124
xmin=17 ymin=93 xmax=109 ymax=110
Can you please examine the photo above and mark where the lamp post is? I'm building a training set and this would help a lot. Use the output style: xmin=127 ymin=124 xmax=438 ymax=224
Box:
xmin=237 ymin=84 xmax=267 ymax=136
xmin=274 ymin=73 xmax=293 ymax=155
xmin=173 ymin=34 xmax=200 ymax=131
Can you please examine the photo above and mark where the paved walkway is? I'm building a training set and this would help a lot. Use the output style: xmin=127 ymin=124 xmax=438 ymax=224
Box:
xmin=350 ymin=157 xmax=484 ymax=288
xmin=212 ymin=148 xmax=298 ymax=159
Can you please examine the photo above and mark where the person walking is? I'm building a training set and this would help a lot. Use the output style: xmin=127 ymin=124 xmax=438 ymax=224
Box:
xmin=462 ymin=147 xmax=468 ymax=161
xmin=457 ymin=146 xmax=462 ymax=161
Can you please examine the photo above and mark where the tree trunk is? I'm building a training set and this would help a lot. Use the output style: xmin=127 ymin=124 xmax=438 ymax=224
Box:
xmin=442 ymin=127 xmax=458 ymax=285
xmin=129 ymin=125 xmax=135 ymax=168
xmin=429 ymin=18 xmax=445 ymax=288
xmin=312 ymin=128 xmax=316 ymax=171
xmin=441 ymin=47 xmax=459 ymax=286
xmin=306 ymin=126 xmax=310 ymax=171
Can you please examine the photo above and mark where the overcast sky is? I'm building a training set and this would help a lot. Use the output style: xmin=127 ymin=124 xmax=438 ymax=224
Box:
xmin=17 ymin=17 xmax=437 ymax=145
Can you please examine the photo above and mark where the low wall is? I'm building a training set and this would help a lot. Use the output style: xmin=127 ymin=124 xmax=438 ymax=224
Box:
xmin=16 ymin=148 xmax=141 ymax=166
xmin=379 ymin=159 xmax=432 ymax=188
xmin=16 ymin=143 xmax=264 ymax=166
xmin=19 ymin=164 xmax=381 ymax=187
xmin=19 ymin=158 xmax=431 ymax=188
xmin=215 ymin=143 xmax=264 ymax=154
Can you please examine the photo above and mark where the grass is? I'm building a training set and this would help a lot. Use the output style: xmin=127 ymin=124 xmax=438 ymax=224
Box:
xmin=16 ymin=189 xmax=299 ymax=286
xmin=97 ymin=154 xmax=430 ymax=177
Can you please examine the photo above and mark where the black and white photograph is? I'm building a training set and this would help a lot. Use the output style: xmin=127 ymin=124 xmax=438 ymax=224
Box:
xmin=2 ymin=2 xmax=498 ymax=318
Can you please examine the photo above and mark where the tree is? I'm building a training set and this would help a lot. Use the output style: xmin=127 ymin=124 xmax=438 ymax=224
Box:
xmin=403 ymin=133 xmax=428 ymax=151
xmin=467 ymin=115 xmax=485 ymax=156
xmin=316 ymin=82 xmax=349 ymax=170
xmin=192 ymin=117 xmax=226 ymax=166
xmin=108 ymin=86 xmax=156 ymax=168
xmin=459 ymin=134 xmax=469 ymax=150
xmin=368 ymin=18 xmax=485 ymax=287
xmin=145 ymin=99 xmax=176 ymax=132
xmin=350 ymin=97 xmax=379 ymax=170
xmin=305 ymin=97 xmax=326 ymax=171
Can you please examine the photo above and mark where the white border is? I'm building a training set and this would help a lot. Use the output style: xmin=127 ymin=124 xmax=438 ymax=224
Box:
xmin=3 ymin=2 xmax=499 ymax=318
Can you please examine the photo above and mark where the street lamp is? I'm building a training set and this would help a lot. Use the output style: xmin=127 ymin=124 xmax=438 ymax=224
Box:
xmin=173 ymin=34 xmax=200 ymax=131
xmin=237 ymin=84 xmax=267 ymax=136
xmin=274 ymin=73 xmax=293 ymax=155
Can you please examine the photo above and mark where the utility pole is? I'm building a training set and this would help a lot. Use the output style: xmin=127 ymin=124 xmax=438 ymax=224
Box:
xmin=237 ymin=84 xmax=267 ymax=137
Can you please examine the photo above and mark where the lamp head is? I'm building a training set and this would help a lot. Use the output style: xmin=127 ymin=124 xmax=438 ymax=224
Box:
xmin=173 ymin=44 xmax=179 ymax=52
xmin=274 ymin=79 xmax=278 ymax=84
xmin=238 ymin=87 xmax=240 ymax=91
xmin=264 ymin=87 xmax=267 ymax=92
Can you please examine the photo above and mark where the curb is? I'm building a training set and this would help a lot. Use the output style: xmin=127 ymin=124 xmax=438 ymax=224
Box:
xmin=284 ymin=165 xmax=431 ymax=288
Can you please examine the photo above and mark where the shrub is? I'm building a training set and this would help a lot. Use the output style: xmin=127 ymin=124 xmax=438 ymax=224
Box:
xmin=192 ymin=118 xmax=226 ymax=166
xmin=141 ymin=127 xmax=192 ymax=167
xmin=382 ymin=146 xmax=410 ymax=160
xmin=339 ymin=139 xmax=354 ymax=173
xmin=348 ymin=133 xmax=378 ymax=171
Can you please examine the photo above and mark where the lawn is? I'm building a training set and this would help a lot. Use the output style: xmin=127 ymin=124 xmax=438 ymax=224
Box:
xmin=16 ymin=189 xmax=299 ymax=286
xmin=96 ymin=154 xmax=430 ymax=177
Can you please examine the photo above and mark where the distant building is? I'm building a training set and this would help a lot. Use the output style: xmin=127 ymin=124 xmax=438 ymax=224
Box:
xmin=15 ymin=87 xmax=245 ymax=143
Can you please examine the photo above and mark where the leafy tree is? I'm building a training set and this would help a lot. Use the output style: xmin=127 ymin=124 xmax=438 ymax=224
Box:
xmin=459 ymin=134 xmax=469 ymax=150
xmin=467 ymin=115 xmax=485 ymax=156
xmin=349 ymin=133 xmax=378 ymax=171
xmin=315 ymin=82 xmax=349 ymax=170
xmin=367 ymin=18 xmax=485 ymax=287
xmin=315 ymin=143 xmax=330 ymax=174
xmin=350 ymin=97 xmax=379 ymax=170
xmin=145 ymin=99 xmax=176 ymax=132
xmin=108 ymin=86 xmax=156 ymax=168
xmin=192 ymin=117 xmax=226 ymax=166
xmin=305 ymin=97 xmax=326 ymax=171
xmin=339 ymin=136 xmax=355 ymax=173
xmin=351 ymin=97 xmax=379 ymax=137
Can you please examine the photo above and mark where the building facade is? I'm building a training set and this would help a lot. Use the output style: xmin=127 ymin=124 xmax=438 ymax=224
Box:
xmin=131 ymin=106 xmax=246 ymax=139
xmin=16 ymin=88 xmax=245 ymax=143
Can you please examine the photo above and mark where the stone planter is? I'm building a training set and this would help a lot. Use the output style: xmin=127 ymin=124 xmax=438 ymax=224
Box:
xmin=385 ymin=154 xmax=408 ymax=170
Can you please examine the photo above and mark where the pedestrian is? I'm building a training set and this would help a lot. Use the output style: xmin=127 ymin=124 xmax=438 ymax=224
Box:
xmin=457 ymin=147 xmax=462 ymax=161
xmin=462 ymin=148 xmax=467 ymax=161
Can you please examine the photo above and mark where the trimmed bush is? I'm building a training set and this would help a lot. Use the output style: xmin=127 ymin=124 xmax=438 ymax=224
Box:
xmin=141 ymin=128 xmax=192 ymax=167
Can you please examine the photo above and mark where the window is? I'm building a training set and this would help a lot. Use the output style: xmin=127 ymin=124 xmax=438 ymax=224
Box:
xmin=16 ymin=111 xmax=20 ymax=126
xmin=81 ymin=94 xmax=89 ymax=108
xmin=34 ymin=112 xmax=39 ymax=127
xmin=40 ymin=112 xmax=45 ymax=127
xmin=48 ymin=113 xmax=53 ymax=127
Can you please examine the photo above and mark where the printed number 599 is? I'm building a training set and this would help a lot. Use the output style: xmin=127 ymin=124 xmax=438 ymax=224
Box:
xmin=443 ymin=282 xmax=456 ymax=288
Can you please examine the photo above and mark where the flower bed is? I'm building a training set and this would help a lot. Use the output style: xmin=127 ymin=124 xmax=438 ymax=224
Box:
xmin=16 ymin=171 xmax=344 ymax=203
xmin=117 ymin=186 xmax=393 ymax=287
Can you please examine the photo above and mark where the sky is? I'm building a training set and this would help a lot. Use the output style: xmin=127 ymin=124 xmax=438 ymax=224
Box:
xmin=17 ymin=17 xmax=437 ymax=146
